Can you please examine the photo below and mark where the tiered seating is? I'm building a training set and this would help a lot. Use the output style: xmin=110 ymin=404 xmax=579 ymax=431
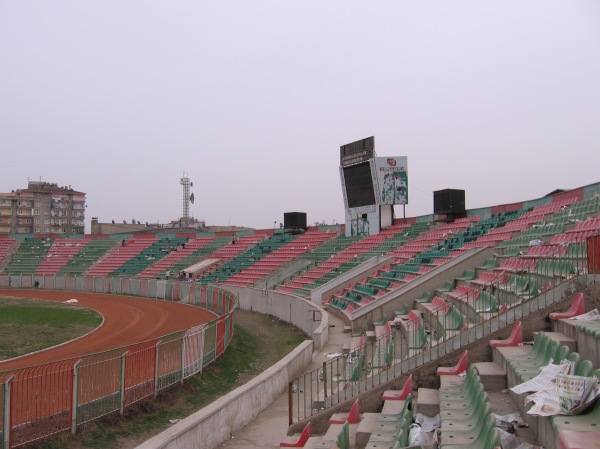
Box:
xmin=445 ymin=284 xmax=479 ymax=302
xmin=332 ymin=343 xmax=364 ymax=389
xmin=532 ymin=259 xmax=576 ymax=278
xmin=58 ymin=237 xmax=118 ymax=275
xmin=279 ymin=222 xmax=432 ymax=298
xmin=437 ymin=364 xmax=502 ymax=448
xmin=303 ymin=420 xmax=351 ymax=449
xmin=505 ymin=332 xmax=571 ymax=385
xmin=325 ymin=220 xmax=493 ymax=317
xmin=521 ymin=244 xmax=568 ymax=259
xmin=367 ymin=320 xmax=393 ymax=374
xmin=470 ymin=271 xmax=505 ymax=288
xmin=224 ymin=230 xmax=336 ymax=287
xmin=34 ymin=237 xmax=90 ymax=275
xmin=493 ymin=257 xmax=536 ymax=273
xmin=308 ymin=391 xmax=420 ymax=449
xmin=150 ymin=235 xmax=233 ymax=279
xmin=497 ymin=274 xmax=540 ymax=300
xmin=197 ymin=233 xmax=288 ymax=284
xmin=552 ymin=294 xmax=600 ymax=368
xmin=395 ymin=310 xmax=429 ymax=352
xmin=566 ymin=216 xmax=600 ymax=234
xmin=3 ymin=237 xmax=53 ymax=274
xmin=419 ymin=296 xmax=467 ymax=339
xmin=136 ymin=236 xmax=220 ymax=279
xmin=299 ymin=234 xmax=361 ymax=265
xmin=362 ymin=394 xmax=413 ymax=449
xmin=490 ymin=322 xmax=600 ymax=449
xmin=0 ymin=237 xmax=17 ymax=268
xmin=492 ymin=201 xmax=580 ymax=250
xmin=568 ymin=196 xmax=600 ymax=215
xmin=109 ymin=236 xmax=189 ymax=277
xmin=459 ymin=210 xmax=527 ymax=249
xmin=440 ymin=284 xmax=504 ymax=325
xmin=85 ymin=236 xmax=159 ymax=276
xmin=456 ymin=269 xmax=477 ymax=283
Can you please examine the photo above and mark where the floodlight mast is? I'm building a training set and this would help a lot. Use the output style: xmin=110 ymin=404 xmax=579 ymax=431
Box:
xmin=180 ymin=173 xmax=192 ymax=228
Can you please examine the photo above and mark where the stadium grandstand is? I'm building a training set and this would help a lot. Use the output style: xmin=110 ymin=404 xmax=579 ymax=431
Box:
xmin=1 ymin=180 xmax=600 ymax=449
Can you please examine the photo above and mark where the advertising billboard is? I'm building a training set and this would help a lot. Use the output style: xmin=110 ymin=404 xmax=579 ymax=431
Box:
xmin=372 ymin=156 xmax=408 ymax=205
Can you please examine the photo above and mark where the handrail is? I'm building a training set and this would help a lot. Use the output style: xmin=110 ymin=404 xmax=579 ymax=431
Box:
xmin=289 ymin=238 xmax=594 ymax=422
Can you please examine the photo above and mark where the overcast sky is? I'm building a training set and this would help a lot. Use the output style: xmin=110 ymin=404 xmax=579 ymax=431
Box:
xmin=1 ymin=1 xmax=599 ymax=231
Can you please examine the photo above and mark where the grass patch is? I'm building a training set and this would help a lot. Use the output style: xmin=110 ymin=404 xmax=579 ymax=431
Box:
xmin=0 ymin=296 xmax=102 ymax=359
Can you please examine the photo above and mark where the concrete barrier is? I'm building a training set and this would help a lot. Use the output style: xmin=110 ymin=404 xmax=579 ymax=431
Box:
xmin=222 ymin=285 xmax=329 ymax=350
xmin=134 ymin=340 xmax=314 ymax=449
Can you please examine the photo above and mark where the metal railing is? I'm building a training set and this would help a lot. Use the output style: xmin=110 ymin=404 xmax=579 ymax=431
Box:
xmin=0 ymin=275 xmax=237 ymax=449
xmin=289 ymin=235 xmax=598 ymax=423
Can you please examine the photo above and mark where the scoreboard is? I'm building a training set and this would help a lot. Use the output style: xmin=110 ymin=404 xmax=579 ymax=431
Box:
xmin=339 ymin=136 xmax=408 ymax=236
xmin=340 ymin=136 xmax=375 ymax=167
xmin=341 ymin=162 xmax=377 ymax=209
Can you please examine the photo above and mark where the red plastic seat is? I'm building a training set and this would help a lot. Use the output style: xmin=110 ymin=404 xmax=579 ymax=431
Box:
xmin=437 ymin=350 xmax=469 ymax=376
xmin=329 ymin=398 xmax=360 ymax=424
xmin=549 ymin=292 xmax=585 ymax=320
xmin=490 ymin=321 xmax=523 ymax=348
xmin=382 ymin=374 xmax=413 ymax=401
xmin=280 ymin=422 xmax=312 ymax=447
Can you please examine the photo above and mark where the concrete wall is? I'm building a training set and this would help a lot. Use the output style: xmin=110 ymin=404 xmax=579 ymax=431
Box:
xmin=222 ymin=285 xmax=329 ymax=350
xmin=134 ymin=340 xmax=314 ymax=449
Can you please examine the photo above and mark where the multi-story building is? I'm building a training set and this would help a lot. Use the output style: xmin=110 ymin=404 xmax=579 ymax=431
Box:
xmin=0 ymin=181 xmax=85 ymax=235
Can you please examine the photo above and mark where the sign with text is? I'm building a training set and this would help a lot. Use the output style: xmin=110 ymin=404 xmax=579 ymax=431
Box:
xmin=372 ymin=156 xmax=408 ymax=205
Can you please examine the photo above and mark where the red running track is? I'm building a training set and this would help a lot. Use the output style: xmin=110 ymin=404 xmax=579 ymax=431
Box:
xmin=0 ymin=289 xmax=217 ymax=372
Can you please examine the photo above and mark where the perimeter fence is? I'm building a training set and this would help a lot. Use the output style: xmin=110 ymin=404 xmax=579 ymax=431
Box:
xmin=0 ymin=275 xmax=237 ymax=449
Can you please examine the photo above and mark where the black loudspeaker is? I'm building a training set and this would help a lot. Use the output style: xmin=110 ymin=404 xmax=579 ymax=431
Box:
xmin=433 ymin=189 xmax=466 ymax=215
xmin=284 ymin=212 xmax=307 ymax=231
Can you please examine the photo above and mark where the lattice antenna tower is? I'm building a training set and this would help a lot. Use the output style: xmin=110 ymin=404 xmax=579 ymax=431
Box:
xmin=180 ymin=173 xmax=194 ymax=228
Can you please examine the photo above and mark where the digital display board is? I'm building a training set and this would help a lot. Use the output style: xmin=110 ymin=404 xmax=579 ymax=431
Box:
xmin=342 ymin=162 xmax=377 ymax=208
xmin=340 ymin=136 xmax=375 ymax=167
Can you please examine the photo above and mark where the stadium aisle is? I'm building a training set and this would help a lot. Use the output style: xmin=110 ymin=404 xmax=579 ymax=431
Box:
xmin=217 ymin=312 xmax=349 ymax=448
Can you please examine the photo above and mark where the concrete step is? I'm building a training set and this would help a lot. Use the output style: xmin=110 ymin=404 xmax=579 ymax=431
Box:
xmin=415 ymin=388 xmax=440 ymax=418
xmin=544 ymin=331 xmax=577 ymax=352
xmin=355 ymin=413 xmax=378 ymax=448
xmin=474 ymin=361 xmax=507 ymax=391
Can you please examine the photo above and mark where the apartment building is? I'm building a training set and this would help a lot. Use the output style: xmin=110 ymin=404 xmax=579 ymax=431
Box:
xmin=0 ymin=181 xmax=85 ymax=234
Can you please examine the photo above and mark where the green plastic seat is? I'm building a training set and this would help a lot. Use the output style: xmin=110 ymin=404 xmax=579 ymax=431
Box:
xmin=575 ymin=359 xmax=594 ymax=377
xmin=442 ymin=412 xmax=497 ymax=444
xmin=566 ymin=351 xmax=581 ymax=374
xmin=369 ymin=416 xmax=410 ymax=443
xmin=506 ymin=332 xmax=548 ymax=367
xmin=439 ymin=382 xmax=485 ymax=411
xmin=336 ymin=421 xmax=350 ymax=449
xmin=441 ymin=400 xmax=491 ymax=432
xmin=440 ymin=413 xmax=497 ymax=448
xmin=552 ymin=394 xmax=600 ymax=434
xmin=439 ymin=364 xmax=480 ymax=399
xmin=512 ymin=339 xmax=560 ymax=382
xmin=440 ymin=389 xmax=488 ymax=421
